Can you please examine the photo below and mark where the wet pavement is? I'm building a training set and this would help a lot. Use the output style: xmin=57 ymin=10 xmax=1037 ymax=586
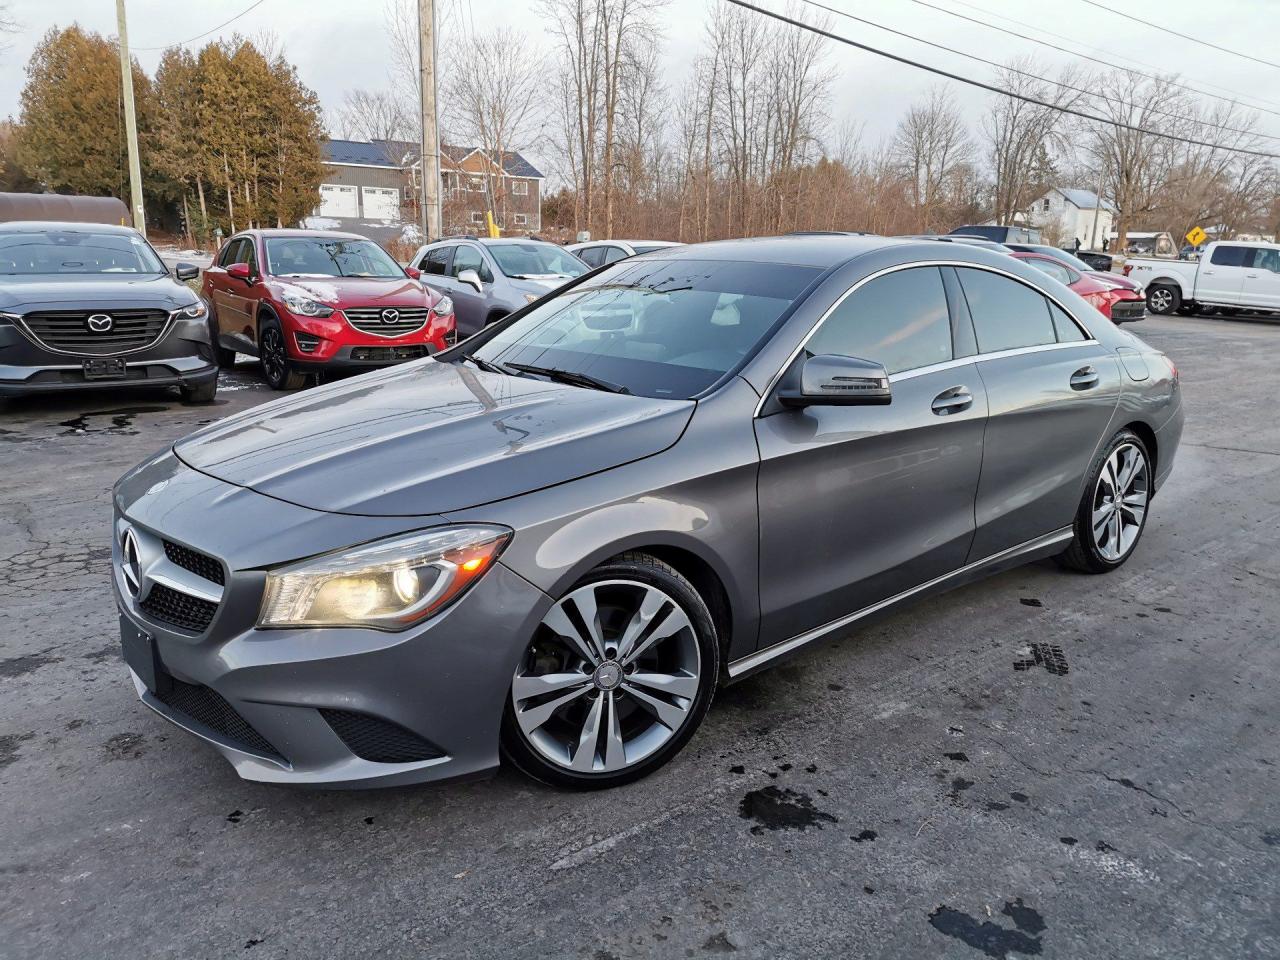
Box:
xmin=2 ymin=321 xmax=1278 ymax=959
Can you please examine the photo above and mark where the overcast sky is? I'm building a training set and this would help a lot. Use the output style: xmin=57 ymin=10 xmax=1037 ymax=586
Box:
xmin=2 ymin=0 xmax=1277 ymax=182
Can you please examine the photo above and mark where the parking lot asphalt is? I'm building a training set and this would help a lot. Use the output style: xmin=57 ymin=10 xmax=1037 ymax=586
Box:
xmin=2 ymin=315 xmax=1278 ymax=960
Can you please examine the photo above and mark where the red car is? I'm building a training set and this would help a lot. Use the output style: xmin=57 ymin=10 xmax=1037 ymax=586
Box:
xmin=203 ymin=229 xmax=456 ymax=390
xmin=1010 ymin=252 xmax=1146 ymax=323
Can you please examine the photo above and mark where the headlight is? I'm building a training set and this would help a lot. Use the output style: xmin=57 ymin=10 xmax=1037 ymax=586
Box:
xmin=432 ymin=295 xmax=454 ymax=316
xmin=523 ymin=293 xmax=539 ymax=304
xmin=177 ymin=300 xmax=208 ymax=319
xmin=281 ymin=292 xmax=334 ymax=317
xmin=258 ymin=525 xmax=511 ymax=630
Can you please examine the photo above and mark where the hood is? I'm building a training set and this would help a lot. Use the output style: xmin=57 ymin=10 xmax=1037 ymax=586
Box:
xmin=172 ymin=359 xmax=694 ymax=516
xmin=0 ymin=273 xmax=198 ymax=313
xmin=268 ymin=276 xmax=439 ymax=309
xmin=507 ymin=275 xmax=575 ymax=296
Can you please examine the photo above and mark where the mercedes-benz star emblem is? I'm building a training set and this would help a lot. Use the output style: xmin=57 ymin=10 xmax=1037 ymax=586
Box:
xmin=121 ymin=529 xmax=141 ymax=597
xmin=381 ymin=308 xmax=401 ymax=325
xmin=87 ymin=313 xmax=114 ymax=333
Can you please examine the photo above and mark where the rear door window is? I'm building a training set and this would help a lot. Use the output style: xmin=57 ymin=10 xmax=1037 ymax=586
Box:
xmin=1025 ymin=257 xmax=1077 ymax=286
xmin=806 ymin=266 xmax=953 ymax=375
xmin=420 ymin=245 xmax=453 ymax=275
xmin=956 ymin=267 xmax=1058 ymax=353
xmin=576 ymin=246 xmax=604 ymax=268
xmin=1210 ymin=245 xmax=1249 ymax=267
xmin=600 ymin=246 xmax=629 ymax=265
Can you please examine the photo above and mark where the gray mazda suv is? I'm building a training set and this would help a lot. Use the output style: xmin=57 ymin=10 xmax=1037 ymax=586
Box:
xmin=113 ymin=235 xmax=1183 ymax=790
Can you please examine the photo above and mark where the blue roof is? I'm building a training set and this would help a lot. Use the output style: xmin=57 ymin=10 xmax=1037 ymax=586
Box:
xmin=1058 ymin=188 xmax=1116 ymax=212
xmin=322 ymin=139 xmax=544 ymax=178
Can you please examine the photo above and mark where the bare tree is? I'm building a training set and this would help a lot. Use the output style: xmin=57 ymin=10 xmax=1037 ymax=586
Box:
xmin=443 ymin=28 xmax=544 ymax=228
xmin=336 ymin=89 xmax=413 ymax=146
xmin=983 ymin=58 xmax=1082 ymax=225
xmin=893 ymin=86 xmax=972 ymax=233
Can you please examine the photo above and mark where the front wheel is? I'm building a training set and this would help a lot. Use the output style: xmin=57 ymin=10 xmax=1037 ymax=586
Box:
xmin=208 ymin=307 xmax=238 ymax=368
xmin=179 ymin=378 xmax=218 ymax=404
xmin=1146 ymin=284 xmax=1181 ymax=315
xmin=259 ymin=317 xmax=306 ymax=391
xmin=501 ymin=553 xmax=719 ymax=790
xmin=1057 ymin=429 xmax=1152 ymax=573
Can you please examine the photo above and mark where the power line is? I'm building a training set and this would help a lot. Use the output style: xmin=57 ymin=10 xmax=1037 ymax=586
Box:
xmin=904 ymin=0 xmax=1280 ymax=119
xmin=133 ymin=0 xmax=269 ymax=51
xmin=725 ymin=0 xmax=1280 ymax=160
xmin=1076 ymin=0 xmax=1280 ymax=71
xmin=795 ymin=0 xmax=1280 ymax=144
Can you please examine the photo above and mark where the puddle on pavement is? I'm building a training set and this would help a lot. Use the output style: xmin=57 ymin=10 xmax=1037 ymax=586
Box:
xmin=58 ymin=406 xmax=169 ymax=437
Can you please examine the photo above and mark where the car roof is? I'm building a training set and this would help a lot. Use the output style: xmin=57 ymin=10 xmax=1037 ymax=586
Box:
xmin=0 ymin=220 xmax=141 ymax=235
xmin=650 ymin=234 xmax=919 ymax=268
xmin=242 ymin=228 xmax=370 ymax=241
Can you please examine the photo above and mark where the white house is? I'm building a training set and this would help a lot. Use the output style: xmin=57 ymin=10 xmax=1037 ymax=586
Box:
xmin=1027 ymin=188 xmax=1115 ymax=249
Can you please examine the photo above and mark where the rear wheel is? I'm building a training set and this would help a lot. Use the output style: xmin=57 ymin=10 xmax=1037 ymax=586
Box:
xmin=1146 ymin=284 xmax=1181 ymax=315
xmin=1058 ymin=429 xmax=1152 ymax=573
xmin=259 ymin=317 xmax=306 ymax=391
xmin=501 ymin=553 xmax=719 ymax=790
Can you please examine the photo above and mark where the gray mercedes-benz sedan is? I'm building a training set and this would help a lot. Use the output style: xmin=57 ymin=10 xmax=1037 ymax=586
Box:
xmin=112 ymin=235 xmax=1183 ymax=790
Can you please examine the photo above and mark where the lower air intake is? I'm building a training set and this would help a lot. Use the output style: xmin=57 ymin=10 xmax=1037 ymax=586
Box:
xmin=320 ymin=709 xmax=445 ymax=763
xmin=155 ymin=677 xmax=284 ymax=761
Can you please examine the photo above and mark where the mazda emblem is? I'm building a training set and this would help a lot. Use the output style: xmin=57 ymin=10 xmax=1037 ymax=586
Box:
xmin=381 ymin=308 xmax=401 ymax=325
xmin=121 ymin=528 xmax=141 ymax=597
xmin=87 ymin=313 xmax=114 ymax=333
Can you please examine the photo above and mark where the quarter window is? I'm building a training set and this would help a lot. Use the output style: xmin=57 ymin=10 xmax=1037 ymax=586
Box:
xmin=1049 ymin=302 xmax=1086 ymax=343
xmin=806 ymin=266 xmax=952 ymax=375
xmin=956 ymin=267 xmax=1057 ymax=353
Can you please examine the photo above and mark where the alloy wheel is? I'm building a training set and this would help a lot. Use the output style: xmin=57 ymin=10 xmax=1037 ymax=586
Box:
xmin=511 ymin=579 xmax=702 ymax=774
xmin=260 ymin=326 xmax=287 ymax=385
xmin=1148 ymin=288 xmax=1173 ymax=313
xmin=1091 ymin=442 xmax=1149 ymax=562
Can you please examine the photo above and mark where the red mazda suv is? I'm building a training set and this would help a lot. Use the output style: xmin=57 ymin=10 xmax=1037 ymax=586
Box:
xmin=203 ymin=229 xmax=456 ymax=390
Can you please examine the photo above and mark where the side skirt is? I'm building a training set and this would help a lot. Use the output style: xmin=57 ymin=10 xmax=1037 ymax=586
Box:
xmin=726 ymin=527 xmax=1074 ymax=682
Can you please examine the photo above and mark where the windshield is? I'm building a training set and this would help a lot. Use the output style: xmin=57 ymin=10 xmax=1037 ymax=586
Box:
xmin=470 ymin=258 xmax=820 ymax=399
xmin=265 ymin=237 xmax=404 ymax=278
xmin=0 ymin=231 xmax=165 ymax=275
xmin=488 ymin=243 xmax=587 ymax=279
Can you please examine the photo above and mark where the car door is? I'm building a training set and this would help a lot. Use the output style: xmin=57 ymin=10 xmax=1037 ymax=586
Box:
xmin=955 ymin=265 xmax=1123 ymax=561
xmin=449 ymin=242 xmax=494 ymax=336
xmin=1196 ymin=244 xmax=1249 ymax=304
xmin=1240 ymin=247 xmax=1280 ymax=309
xmin=206 ymin=237 xmax=255 ymax=340
xmin=754 ymin=265 xmax=988 ymax=647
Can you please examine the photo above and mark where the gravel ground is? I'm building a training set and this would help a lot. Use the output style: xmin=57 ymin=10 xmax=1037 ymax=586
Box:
xmin=2 ymin=314 xmax=1278 ymax=959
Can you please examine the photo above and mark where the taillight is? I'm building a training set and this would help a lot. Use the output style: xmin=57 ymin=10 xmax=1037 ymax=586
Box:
xmin=1161 ymin=354 xmax=1178 ymax=383
xmin=1123 ymin=264 xmax=1133 ymax=276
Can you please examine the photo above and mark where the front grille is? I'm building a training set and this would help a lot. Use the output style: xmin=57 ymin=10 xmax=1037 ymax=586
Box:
xmin=156 ymin=676 xmax=284 ymax=760
xmin=343 ymin=306 xmax=431 ymax=337
xmin=350 ymin=345 xmax=429 ymax=362
xmin=140 ymin=582 xmax=218 ymax=632
xmin=444 ymin=328 xmax=458 ymax=346
xmin=21 ymin=309 xmax=171 ymax=356
xmin=163 ymin=540 xmax=225 ymax=586
xmin=320 ymin=709 xmax=445 ymax=763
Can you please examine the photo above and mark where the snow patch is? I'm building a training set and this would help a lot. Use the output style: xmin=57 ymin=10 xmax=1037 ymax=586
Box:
xmin=301 ymin=216 xmax=342 ymax=230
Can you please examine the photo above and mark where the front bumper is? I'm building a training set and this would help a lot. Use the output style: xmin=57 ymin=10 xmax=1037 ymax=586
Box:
xmin=0 ymin=318 xmax=216 ymax=397
xmin=112 ymin=503 xmax=551 ymax=788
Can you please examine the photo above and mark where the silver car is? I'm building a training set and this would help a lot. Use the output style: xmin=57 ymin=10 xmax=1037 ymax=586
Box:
xmin=409 ymin=237 xmax=587 ymax=337
xmin=113 ymin=236 xmax=1183 ymax=790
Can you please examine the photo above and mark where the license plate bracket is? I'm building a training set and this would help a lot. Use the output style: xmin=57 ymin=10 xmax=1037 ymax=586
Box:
xmin=119 ymin=614 xmax=165 ymax=694
xmin=83 ymin=357 xmax=127 ymax=380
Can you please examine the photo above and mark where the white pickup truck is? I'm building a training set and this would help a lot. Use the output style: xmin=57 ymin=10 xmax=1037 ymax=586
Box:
xmin=1126 ymin=240 xmax=1280 ymax=315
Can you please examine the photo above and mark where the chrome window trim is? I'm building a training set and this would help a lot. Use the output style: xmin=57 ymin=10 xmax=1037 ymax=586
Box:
xmin=753 ymin=259 xmax=1097 ymax=417
xmin=11 ymin=309 xmax=180 ymax=358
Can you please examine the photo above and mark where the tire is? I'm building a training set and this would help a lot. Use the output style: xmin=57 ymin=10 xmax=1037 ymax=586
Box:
xmin=1146 ymin=284 xmax=1181 ymax=315
xmin=501 ymin=552 xmax=720 ymax=790
xmin=208 ymin=307 xmax=238 ymax=369
xmin=1057 ymin=429 xmax=1153 ymax=574
xmin=485 ymin=311 xmax=508 ymax=327
xmin=258 ymin=316 xmax=306 ymax=391
xmin=179 ymin=378 xmax=218 ymax=404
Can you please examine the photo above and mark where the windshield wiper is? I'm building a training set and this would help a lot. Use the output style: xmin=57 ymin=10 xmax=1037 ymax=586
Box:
xmin=457 ymin=353 xmax=511 ymax=375
xmin=505 ymin=362 xmax=630 ymax=394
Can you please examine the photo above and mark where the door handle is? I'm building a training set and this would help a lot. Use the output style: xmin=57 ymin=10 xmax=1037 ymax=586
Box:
xmin=931 ymin=385 xmax=973 ymax=415
xmin=1247 ymin=273 xmax=1259 ymax=278
xmin=1070 ymin=365 xmax=1099 ymax=390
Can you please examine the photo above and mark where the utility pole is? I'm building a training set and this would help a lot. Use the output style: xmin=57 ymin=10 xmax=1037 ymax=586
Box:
xmin=417 ymin=0 xmax=441 ymax=241
xmin=115 ymin=0 xmax=146 ymax=235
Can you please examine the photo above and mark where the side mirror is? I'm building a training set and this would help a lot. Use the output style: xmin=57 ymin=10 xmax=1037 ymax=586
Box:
xmin=405 ymin=265 xmax=422 ymax=279
xmin=174 ymin=262 xmax=200 ymax=282
xmin=778 ymin=354 xmax=892 ymax=407
xmin=226 ymin=262 xmax=253 ymax=283
xmin=457 ymin=268 xmax=484 ymax=293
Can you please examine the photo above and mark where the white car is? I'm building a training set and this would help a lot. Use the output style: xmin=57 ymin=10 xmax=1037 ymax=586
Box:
xmin=566 ymin=239 xmax=682 ymax=269
xmin=1127 ymin=240 xmax=1280 ymax=315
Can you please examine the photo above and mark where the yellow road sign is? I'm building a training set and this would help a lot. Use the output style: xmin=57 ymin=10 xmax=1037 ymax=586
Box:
xmin=1185 ymin=226 xmax=1207 ymax=246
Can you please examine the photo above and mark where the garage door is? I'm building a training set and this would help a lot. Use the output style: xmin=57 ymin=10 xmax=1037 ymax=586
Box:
xmin=318 ymin=183 xmax=358 ymax=218
xmin=362 ymin=187 xmax=400 ymax=221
